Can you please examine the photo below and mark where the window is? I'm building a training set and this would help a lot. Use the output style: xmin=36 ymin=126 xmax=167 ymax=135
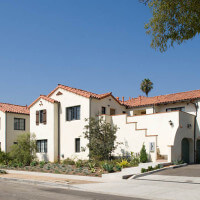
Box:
xmin=110 ymin=108 xmax=116 ymax=115
xmin=75 ymin=138 xmax=80 ymax=153
xmin=122 ymin=111 xmax=126 ymax=114
xmin=37 ymin=140 xmax=47 ymax=153
xmin=166 ymin=107 xmax=185 ymax=112
xmin=13 ymin=142 xmax=18 ymax=145
xmin=102 ymin=107 xmax=106 ymax=114
xmin=66 ymin=106 xmax=80 ymax=121
xmin=39 ymin=110 xmax=43 ymax=123
xmin=14 ymin=118 xmax=25 ymax=130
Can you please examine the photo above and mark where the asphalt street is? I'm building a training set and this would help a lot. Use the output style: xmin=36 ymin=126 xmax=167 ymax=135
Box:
xmin=0 ymin=180 xmax=146 ymax=200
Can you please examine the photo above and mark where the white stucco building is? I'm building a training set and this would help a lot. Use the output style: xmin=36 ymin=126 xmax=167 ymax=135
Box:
xmin=29 ymin=84 xmax=200 ymax=164
xmin=0 ymin=103 xmax=30 ymax=152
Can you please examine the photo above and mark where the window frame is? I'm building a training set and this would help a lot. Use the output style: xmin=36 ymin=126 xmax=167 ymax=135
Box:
xmin=66 ymin=106 xmax=81 ymax=121
xmin=75 ymin=138 xmax=80 ymax=153
xmin=14 ymin=118 xmax=26 ymax=131
xmin=37 ymin=140 xmax=47 ymax=153
xmin=102 ymin=107 xmax=106 ymax=114
xmin=166 ymin=107 xmax=185 ymax=112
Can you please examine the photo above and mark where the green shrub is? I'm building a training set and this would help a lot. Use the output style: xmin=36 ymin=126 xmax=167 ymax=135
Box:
xmin=39 ymin=161 xmax=45 ymax=168
xmin=62 ymin=158 xmax=75 ymax=165
xmin=115 ymin=164 xmax=122 ymax=171
xmin=10 ymin=133 xmax=37 ymax=166
xmin=140 ymin=144 xmax=148 ymax=163
xmin=117 ymin=159 xmax=130 ymax=168
xmin=141 ymin=168 xmax=147 ymax=173
xmin=101 ymin=162 xmax=115 ymax=173
xmin=75 ymin=160 xmax=84 ymax=168
xmin=88 ymin=162 xmax=96 ymax=170
xmin=0 ymin=170 xmax=7 ymax=174
xmin=148 ymin=166 xmax=153 ymax=171
xmin=30 ymin=161 xmax=38 ymax=167
xmin=0 ymin=150 xmax=11 ymax=165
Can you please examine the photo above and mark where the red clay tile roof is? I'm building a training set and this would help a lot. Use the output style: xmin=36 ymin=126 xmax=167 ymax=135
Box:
xmin=123 ymin=89 xmax=200 ymax=108
xmin=29 ymin=95 xmax=59 ymax=108
xmin=0 ymin=103 xmax=29 ymax=115
xmin=47 ymin=84 xmax=112 ymax=99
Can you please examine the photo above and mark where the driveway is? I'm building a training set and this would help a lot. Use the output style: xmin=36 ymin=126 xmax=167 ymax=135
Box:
xmin=152 ymin=164 xmax=200 ymax=177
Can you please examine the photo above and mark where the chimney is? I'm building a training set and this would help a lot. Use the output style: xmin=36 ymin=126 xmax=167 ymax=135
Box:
xmin=139 ymin=96 xmax=141 ymax=103
xmin=122 ymin=96 xmax=124 ymax=103
xmin=116 ymin=97 xmax=119 ymax=101
xmin=26 ymin=104 xmax=28 ymax=109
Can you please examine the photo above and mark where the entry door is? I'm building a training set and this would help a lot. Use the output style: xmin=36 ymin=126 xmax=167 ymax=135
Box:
xmin=181 ymin=138 xmax=190 ymax=163
xmin=196 ymin=140 xmax=200 ymax=163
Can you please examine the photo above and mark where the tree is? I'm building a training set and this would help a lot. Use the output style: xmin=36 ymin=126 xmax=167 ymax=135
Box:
xmin=140 ymin=0 xmax=200 ymax=52
xmin=140 ymin=144 xmax=148 ymax=163
xmin=83 ymin=117 xmax=118 ymax=160
xmin=10 ymin=133 xmax=37 ymax=165
xmin=140 ymin=78 xmax=153 ymax=97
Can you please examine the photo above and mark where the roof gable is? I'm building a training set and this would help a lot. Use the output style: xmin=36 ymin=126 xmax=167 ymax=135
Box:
xmin=29 ymin=95 xmax=58 ymax=108
xmin=47 ymin=84 xmax=113 ymax=100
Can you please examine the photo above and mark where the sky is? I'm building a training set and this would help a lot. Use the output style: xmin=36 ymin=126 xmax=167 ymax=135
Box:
xmin=0 ymin=0 xmax=200 ymax=106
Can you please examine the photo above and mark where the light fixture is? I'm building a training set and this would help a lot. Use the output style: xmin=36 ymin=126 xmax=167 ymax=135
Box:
xmin=169 ymin=120 xmax=173 ymax=126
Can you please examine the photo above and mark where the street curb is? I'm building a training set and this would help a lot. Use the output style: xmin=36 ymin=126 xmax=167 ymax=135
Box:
xmin=128 ymin=163 xmax=188 ymax=179
xmin=0 ymin=176 xmax=70 ymax=188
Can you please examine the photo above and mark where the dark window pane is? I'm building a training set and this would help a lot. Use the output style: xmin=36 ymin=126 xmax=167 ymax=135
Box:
xmin=75 ymin=138 xmax=80 ymax=153
xmin=39 ymin=110 xmax=43 ymax=123
xmin=66 ymin=106 xmax=80 ymax=121
xmin=14 ymin=118 xmax=25 ymax=130
xmin=102 ymin=107 xmax=106 ymax=114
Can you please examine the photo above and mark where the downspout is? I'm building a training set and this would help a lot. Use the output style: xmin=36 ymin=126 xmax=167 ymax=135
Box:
xmin=191 ymin=101 xmax=198 ymax=163
xmin=57 ymin=102 xmax=61 ymax=162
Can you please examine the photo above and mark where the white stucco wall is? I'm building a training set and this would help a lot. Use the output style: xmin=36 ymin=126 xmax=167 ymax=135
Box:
xmin=50 ymin=88 xmax=90 ymax=160
xmin=30 ymin=98 xmax=58 ymax=162
xmin=0 ymin=111 xmax=6 ymax=151
xmin=105 ymin=111 xmax=195 ymax=162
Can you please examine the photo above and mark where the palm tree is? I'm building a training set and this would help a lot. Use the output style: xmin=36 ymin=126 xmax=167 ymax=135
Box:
xmin=140 ymin=79 xmax=153 ymax=97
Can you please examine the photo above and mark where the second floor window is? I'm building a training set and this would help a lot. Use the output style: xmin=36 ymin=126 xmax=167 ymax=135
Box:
xmin=166 ymin=107 xmax=185 ymax=112
xmin=66 ymin=106 xmax=80 ymax=121
xmin=102 ymin=107 xmax=106 ymax=114
xmin=14 ymin=118 xmax=25 ymax=130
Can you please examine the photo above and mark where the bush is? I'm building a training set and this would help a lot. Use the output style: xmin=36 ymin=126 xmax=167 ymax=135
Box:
xmin=115 ymin=164 xmax=122 ymax=171
xmin=75 ymin=160 xmax=84 ymax=168
xmin=10 ymin=133 xmax=37 ymax=166
xmin=141 ymin=168 xmax=147 ymax=173
xmin=30 ymin=161 xmax=38 ymax=167
xmin=0 ymin=150 xmax=11 ymax=165
xmin=62 ymin=158 xmax=75 ymax=165
xmin=117 ymin=159 xmax=130 ymax=168
xmin=140 ymin=144 xmax=148 ymax=163
xmin=0 ymin=170 xmax=7 ymax=174
xmin=101 ymin=162 xmax=115 ymax=173
xmin=148 ymin=166 xmax=153 ymax=171
xmin=39 ymin=161 xmax=46 ymax=168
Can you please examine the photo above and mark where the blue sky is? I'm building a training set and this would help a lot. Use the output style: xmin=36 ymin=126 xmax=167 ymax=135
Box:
xmin=0 ymin=0 xmax=200 ymax=105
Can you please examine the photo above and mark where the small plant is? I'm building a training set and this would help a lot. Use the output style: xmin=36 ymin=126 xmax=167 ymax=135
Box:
xmin=75 ymin=160 xmax=83 ymax=168
xmin=148 ymin=166 xmax=153 ymax=171
xmin=39 ymin=161 xmax=46 ymax=168
xmin=101 ymin=162 xmax=115 ymax=173
xmin=115 ymin=164 xmax=122 ymax=171
xmin=30 ymin=161 xmax=38 ymax=167
xmin=117 ymin=159 xmax=130 ymax=168
xmin=0 ymin=170 xmax=7 ymax=174
xmin=141 ymin=168 xmax=147 ymax=173
xmin=88 ymin=162 xmax=96 ymax=170
xmin=140 ymin=144 xmax=148 ymax=163
xmin=62 ymin=158 xmax=75 ymax=165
